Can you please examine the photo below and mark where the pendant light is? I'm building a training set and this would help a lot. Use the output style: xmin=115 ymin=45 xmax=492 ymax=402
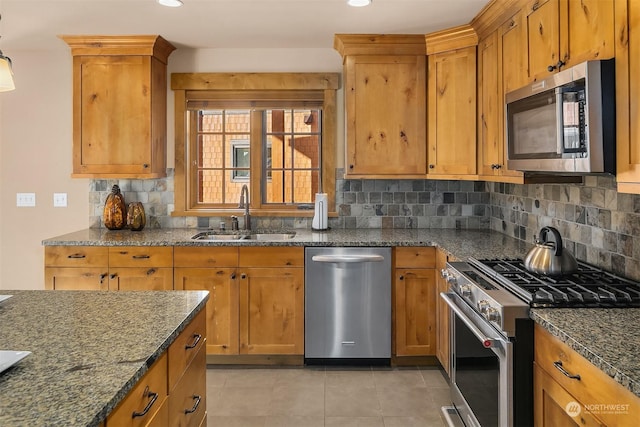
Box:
xmin=0 ymin=14 xmax=14 ymax=92
xmin=347 ymin=0 xmax=372 ymax=6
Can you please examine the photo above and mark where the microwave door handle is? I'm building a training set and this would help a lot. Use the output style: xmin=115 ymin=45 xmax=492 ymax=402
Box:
xmin=556 ymin=89 xmax=564 ymax=155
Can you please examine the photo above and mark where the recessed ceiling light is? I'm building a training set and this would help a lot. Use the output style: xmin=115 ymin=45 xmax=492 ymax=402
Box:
xmin=348 ymin=0 xmax=372 ymax=6
xmin=158 ymin=0 xmax=183 ymax=7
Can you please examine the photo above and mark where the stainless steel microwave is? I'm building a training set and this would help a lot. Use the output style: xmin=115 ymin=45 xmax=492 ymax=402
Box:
xmin=505 ymin=59 xmax=615 ymax=174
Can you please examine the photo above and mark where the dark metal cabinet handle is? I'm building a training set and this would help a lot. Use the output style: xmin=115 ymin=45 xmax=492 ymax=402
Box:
xmin=184 ymin=395 xmax=201 ymax=414
xmin=241 ymin=273 xmax=247 ymax=279
xmin=132 ymin=255 xmax=151 ymax=259
xmin=230 ymin=273 xmax=236 ymax=279
xmin=553 ymin=361 xmax=581 ymax=380
xmin=110 ymin=273 xmax=117 ymax=279
xmin=131 ymin=388 xmax=158 ymax=418
xmin=185 ymin=334 xmax=202 ymax=350
xmin=547 ymin=60 xmax=566 ymax=72
xmin=146 ymin=268 xmax=156 ymax=276
xmin=349 ymin=164 xmax=354 ymax=169
xmin=399 ymin=275 xmax=404 ymax=280
xmin=143 ymin=163 xmax=149 ymax=169
xmin=67 ymin=253 xmax=86 ymax=259
xmin=99 ymin=273 xmax=107 ymax=284
xmin=429 ymin=164 xmax=435 ymax=169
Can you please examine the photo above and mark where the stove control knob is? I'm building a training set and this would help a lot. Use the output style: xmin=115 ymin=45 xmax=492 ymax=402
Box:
xmin=440 ymin=269 xmax=449 ymax=279
xmin=459 ymin=283 xmax=471 ymax=297
xmin=446 ymin=275 xmax=458 ymax=287
xmin=477 ymin=299 xmax=490 ymax=313
xmin=485 ymin=307 xmax=501 ymax=323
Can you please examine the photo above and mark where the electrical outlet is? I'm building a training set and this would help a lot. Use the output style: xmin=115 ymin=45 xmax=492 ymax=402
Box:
xmin=17 ymin=193 xmax=36 ymax=207
xmin=53 ymin=193 xmax=68 ymax=207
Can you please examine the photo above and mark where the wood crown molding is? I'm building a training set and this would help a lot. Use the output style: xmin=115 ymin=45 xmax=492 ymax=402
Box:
xmin=470 ymin=0 xmax=528 ymax=39
xmin=425 ymin=24 xmax=478 ymax=55
xmin=334 ymin=34 xmax=427 ymax=57
xmin=59 ymin=35 xmax=176 ymax=63
xmin=170 ymin=73 xmax=340 ymax=91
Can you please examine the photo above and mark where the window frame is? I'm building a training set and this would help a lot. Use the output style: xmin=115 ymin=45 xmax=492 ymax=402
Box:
xmin=171 ymin=73 xmax=339 ymax=217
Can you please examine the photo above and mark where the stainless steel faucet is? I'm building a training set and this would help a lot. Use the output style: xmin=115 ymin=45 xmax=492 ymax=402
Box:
xmin=238 ymin=184 xmax=251 ymax=231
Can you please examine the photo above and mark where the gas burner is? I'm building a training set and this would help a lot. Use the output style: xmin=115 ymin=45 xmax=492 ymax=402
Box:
xmin=471 ymin=258 xmax=640 ymax=308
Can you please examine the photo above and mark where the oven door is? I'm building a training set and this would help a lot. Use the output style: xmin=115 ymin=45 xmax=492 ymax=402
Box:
xmin=441 ymin=292 xmax=513 ymax=427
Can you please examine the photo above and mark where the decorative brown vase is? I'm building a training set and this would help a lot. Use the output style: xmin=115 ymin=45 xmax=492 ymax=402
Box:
xmin=126 ymin=202 xmax=146 ymax=231
xmin=103 ymin=185 xmax=126 ymax=230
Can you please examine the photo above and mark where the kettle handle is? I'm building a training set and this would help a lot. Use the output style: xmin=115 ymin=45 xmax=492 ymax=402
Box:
xmin=540 ymin=226 xmax=563 ymax=256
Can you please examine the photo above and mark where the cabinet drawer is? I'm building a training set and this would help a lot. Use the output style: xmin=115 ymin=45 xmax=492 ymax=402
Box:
xmin=168 ymin=308 xmax=206 ymax=390
xmin=534 ymin=324 xmax=640 ymax=426
xmin=395 ymin=247 xmax=436 ymax=268
xmin=239 ymin=247 xmax=304 ymax=267
xmin=109 ymin=247 xmax=173 ymax=267
xmin=45 ymin=246 xmax=108 ymax=268
xmin=174 ymin=247 xmax=238 ymax=268
xmin=107 ymin=352 xmax=168 ymax=427
xmin=168 ymin=344 xmax=206 ymax=427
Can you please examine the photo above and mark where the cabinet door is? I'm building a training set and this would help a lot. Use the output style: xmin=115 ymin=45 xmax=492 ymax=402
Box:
xmin=427 ymin=47 xmax=477 ymax=176
xmin=168 ymin=345 xmax=207 ymax=427
xmin=239 ymin=267 xmax=304 ymax=355
xmin=45 ymin=267 xmax=108 ymax=290
xmin=110 ymin=267 xmax=173 ymax=290
xmin=567 ymin=0 xmax=614 ymax=63
xmin=526 ymin=0 xmax=563 ymax=80
xmin=394 ymin=268 xmax=436 ymax=356
xmin=616 ymin=0 xmax=640 ymax=193
xmin=344 ymin=55 xmax=427 ymax=178
xmin=502 ymin=9 xmax=529 ymax=94
xmin=74 ymin=55 xmax=153 ymax=176
xmin=435 ymin=249 xmax=450 ymax=375
xmin=534 ymin=363 xmax=604 ymax=427
xmin=478 ymin=32 xmax=503 ymax=177
xmin=174 ymin=267 xmax=239 ymax=355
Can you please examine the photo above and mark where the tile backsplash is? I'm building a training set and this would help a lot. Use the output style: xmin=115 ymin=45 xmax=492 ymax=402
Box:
xmin=488 ymin=175 xmax=640 ymax=281
xmin=89 ymin=170 xmax=640 ymax=280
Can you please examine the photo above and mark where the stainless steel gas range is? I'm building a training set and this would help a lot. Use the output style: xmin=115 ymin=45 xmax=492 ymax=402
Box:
xmin=440 ymin=258 xmax=640 ymax=427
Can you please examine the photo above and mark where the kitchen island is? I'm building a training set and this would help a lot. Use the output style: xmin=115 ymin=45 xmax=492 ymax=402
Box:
xmin=0 ymin=289 xmax=208 ymax=426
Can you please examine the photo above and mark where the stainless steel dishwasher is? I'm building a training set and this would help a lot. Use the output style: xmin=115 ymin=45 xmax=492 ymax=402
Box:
xmin=305 ymin=247 xmax=391 ymax=363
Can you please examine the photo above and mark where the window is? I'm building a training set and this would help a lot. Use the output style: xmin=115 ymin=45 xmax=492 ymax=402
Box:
xmin=171 ymin=73 xmax=339 ymax=217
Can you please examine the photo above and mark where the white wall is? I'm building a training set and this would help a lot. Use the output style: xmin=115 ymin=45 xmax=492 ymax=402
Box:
xmin=0 ymin=46 xmax=343 ymax=290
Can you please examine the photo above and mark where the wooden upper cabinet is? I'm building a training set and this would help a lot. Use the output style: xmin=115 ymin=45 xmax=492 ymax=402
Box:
xmin=525 ymin=0 xmax=614 ymax=81
xmin=426 ymin=25 xmax=478 ymax=178
xmin=501 ymin=9 xmax=529 ymax=94
xmin=60 ymin=35 xmax=175 ymax=178
xmin=615 ymin=0 xmax=640 ymax=193
xmin=334 ymin=34 xmax=427 ymax=178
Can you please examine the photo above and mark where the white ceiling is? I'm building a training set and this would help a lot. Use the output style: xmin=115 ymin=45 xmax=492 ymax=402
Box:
xmin=1 ymin=0 xmax=488 ymax=51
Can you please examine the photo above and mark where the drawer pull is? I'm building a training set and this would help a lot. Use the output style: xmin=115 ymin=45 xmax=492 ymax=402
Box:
xmin=184 ymin=395 xmax=201 ymax=414
xmin=185 ymin=334 xmax=202 ymax=350
xmin=99 ymin=273 xmax=107 ymax=284
xmin=131 ymin=387 xmax=158 ymax=418
xmin=553 ymin=361 xmax=581 ymax=380
xmin=132 ymin=255 xmax=151 ymax=259
xmin=67 ymin=253 xmax=86 ymax=259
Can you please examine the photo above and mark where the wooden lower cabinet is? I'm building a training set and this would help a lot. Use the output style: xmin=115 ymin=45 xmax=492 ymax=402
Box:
xmin=534 ymin=363 xmax=603 ymax=427
xmin=534 ymin=324 xmax=640 ymax=426
xmin=175 ymin=246 xmax=304 ymax=357
xmin=109 ymin=267 xmax=174 ymax=290
xmin=44 ymin=246 xmax=109 ymax=290
xmin=239 ymin=266 xmax=304 ymax=355
xmin=393 ymin=247 xmax=437 ymax=357
xmin=435 ymin=248 xmax=450 ymax=374
xmin=106 ymin=308 xmax=206 ymax=427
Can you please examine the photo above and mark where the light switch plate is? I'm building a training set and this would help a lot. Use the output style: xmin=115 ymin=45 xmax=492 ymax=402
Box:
xmin=53 ymin=193 xmax=67 ymax=207
xmin=16 ymin=193 xmax=36 ymax=207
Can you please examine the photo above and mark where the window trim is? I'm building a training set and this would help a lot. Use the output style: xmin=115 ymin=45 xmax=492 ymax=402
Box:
xmin=171 ymin=73 xmax=339 ymax=217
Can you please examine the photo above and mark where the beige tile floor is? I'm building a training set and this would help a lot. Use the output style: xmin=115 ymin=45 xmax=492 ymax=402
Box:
xmin=206 ymin=365 xmax=450 ymax=427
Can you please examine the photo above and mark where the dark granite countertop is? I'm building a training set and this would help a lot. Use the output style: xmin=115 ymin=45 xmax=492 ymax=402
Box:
xmin=530 ymin=308 xmax=640 ymax=399
xmin=0 ymin=290 xmax=208 ymax=426
xmin=41 ymin=228 xmax=532 ymax=260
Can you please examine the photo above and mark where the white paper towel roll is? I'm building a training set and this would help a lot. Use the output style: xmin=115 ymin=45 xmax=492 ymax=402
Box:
xmin=311 ymin=192 xmax=328 ymax=231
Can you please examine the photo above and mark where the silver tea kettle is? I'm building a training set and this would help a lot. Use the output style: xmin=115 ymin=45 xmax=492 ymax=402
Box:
xmin=523 ymin=226 xmax=578 ymax=276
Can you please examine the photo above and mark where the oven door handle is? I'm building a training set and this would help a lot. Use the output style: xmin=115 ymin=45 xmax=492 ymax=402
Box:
xmin=441 ymin=292 xmax=498 ymax=349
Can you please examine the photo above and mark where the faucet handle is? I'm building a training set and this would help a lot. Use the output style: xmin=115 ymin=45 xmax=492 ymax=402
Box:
xmin=231 ymin=216 xmax=239 ymax=231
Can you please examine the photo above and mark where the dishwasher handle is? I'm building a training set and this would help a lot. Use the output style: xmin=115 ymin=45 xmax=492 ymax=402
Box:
xmin=311 ymin=254 xmax=385 ymax=263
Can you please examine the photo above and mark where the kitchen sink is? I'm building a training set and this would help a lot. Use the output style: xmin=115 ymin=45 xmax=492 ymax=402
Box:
xmin=190 ymin=232 xmax=247 ymax=241
xmin=190 ymin=231 xmax=296 ymax=241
